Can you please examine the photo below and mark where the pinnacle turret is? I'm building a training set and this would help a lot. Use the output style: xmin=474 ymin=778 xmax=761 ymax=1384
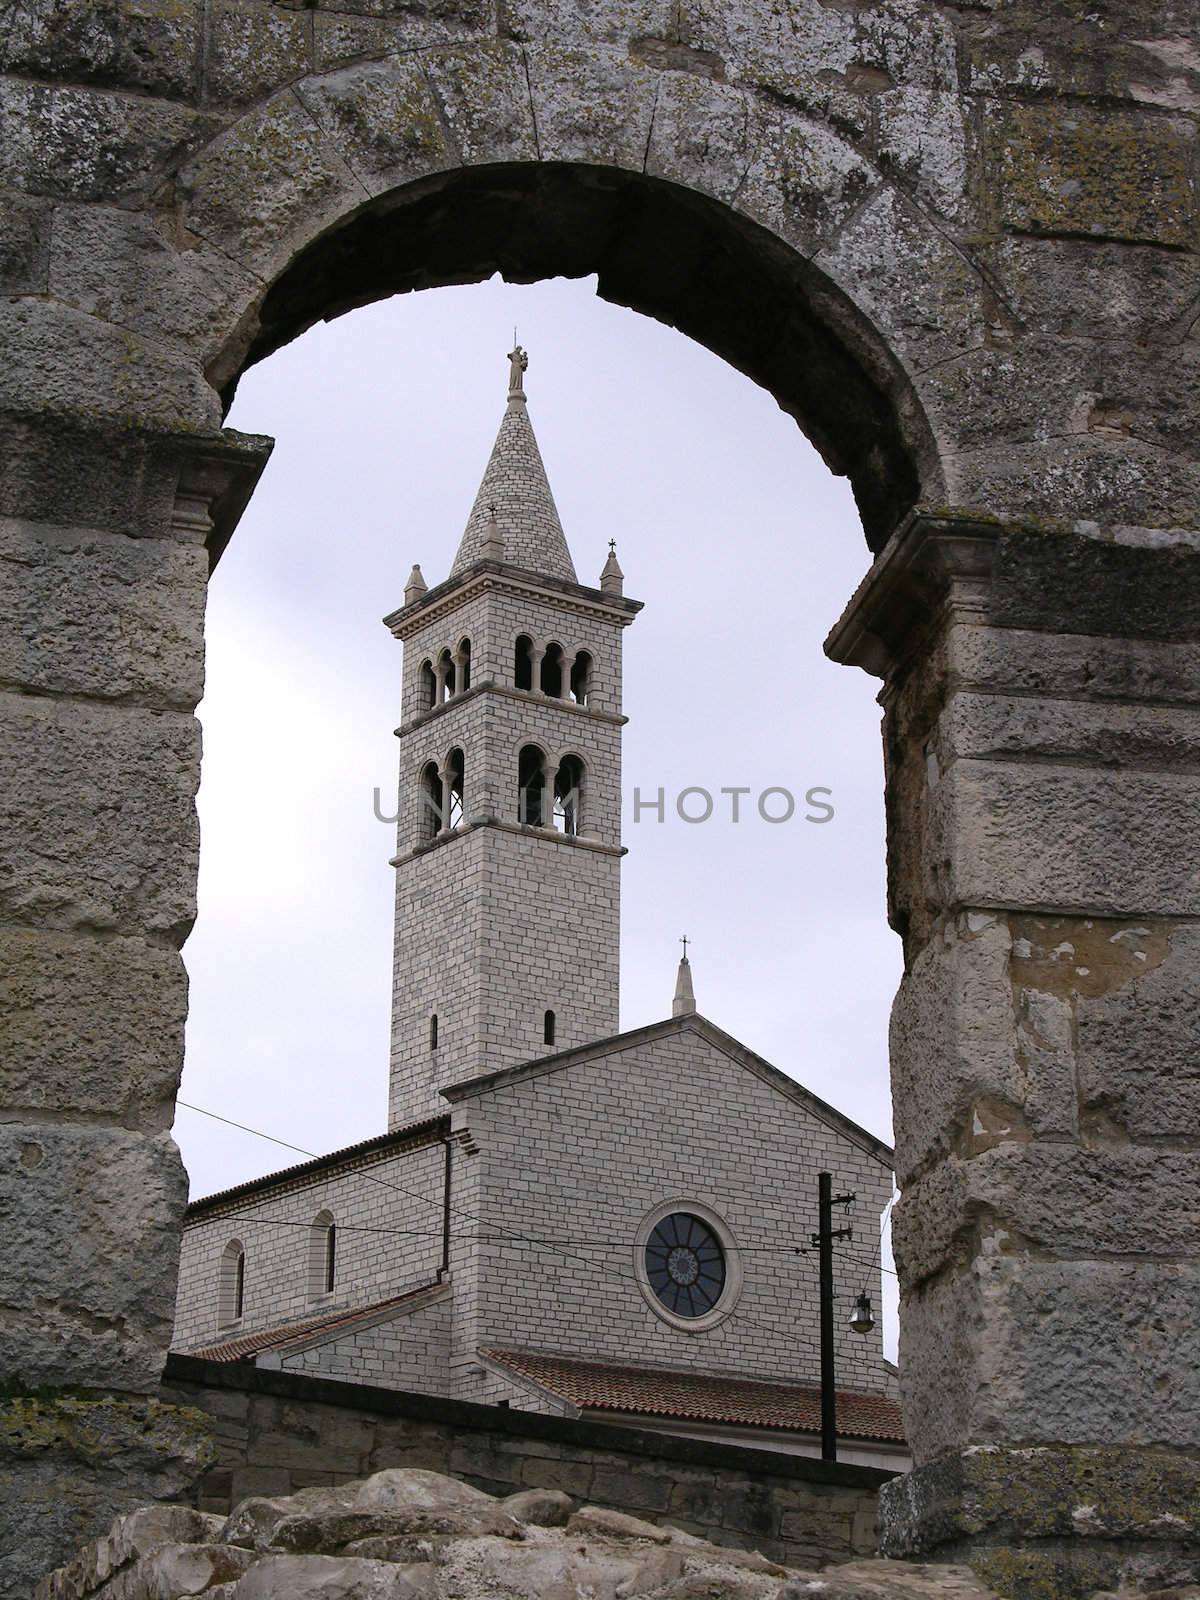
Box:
xmin=449 ymin=345 xmax=578 ymax=583
xmin=673 ymin=946 xmax=696 ymax=1018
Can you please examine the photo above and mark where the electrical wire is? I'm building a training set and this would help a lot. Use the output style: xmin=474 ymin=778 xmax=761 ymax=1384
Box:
xmin=177 ymin=1099 xmax=840 ymax=1346
xmin=176 ymin=1094 xmax=896 ymax=1344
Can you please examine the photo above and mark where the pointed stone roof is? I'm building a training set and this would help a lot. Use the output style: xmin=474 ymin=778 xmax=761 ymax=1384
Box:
xmin=449 ymin=345 xmax=578 ymax=583
xmin=673 ymin=954 xmax=696 ymax=1017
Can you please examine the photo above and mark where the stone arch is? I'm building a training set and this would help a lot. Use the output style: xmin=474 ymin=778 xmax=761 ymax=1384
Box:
xmin=6 ymin=10 xmax=1200 ymax=1591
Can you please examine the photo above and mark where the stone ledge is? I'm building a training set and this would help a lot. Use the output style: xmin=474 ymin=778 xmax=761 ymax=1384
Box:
xmin=163 ymin=1355 xmax=897 ymax=1492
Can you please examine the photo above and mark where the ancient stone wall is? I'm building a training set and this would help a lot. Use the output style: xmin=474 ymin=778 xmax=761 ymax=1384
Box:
xmin=162 ymin=1356 xmax=889 ymax=1571
xmin=2 ymin=0 xmax=1198 ymax=1595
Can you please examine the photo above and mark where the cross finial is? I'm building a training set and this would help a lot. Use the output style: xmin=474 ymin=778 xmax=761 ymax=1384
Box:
xmin=609 ymin=538 xmax=617 ymax=555
xmin=680 ymin=935 xmax=690 ymax=961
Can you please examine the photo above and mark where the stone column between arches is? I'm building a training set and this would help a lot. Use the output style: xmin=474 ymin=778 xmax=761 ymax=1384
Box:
xmin=827 ymin=509 xmax=1200 ymax=1598
xmin=0 ymin=416 xmax=271 ymax=1599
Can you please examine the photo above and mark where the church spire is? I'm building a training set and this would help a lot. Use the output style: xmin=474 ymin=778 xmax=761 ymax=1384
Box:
xmin=673 ymin=941 xmax=697 ymax=1018
xmin=449 ymin=344 xmax=578 ymax=583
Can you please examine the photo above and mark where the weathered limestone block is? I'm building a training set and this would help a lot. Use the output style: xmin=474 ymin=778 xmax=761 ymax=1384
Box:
xmin=899 ymin=1255 xmax=1200 ymax=1459
xmin=0 ymin=79 xmax=218 ymax=203
xmin=0 ymin=0 xmax=203 ymax=100
xmin=312 ymin=4 xmax=493 ymax=73
xmin=934 ymin=692 xmax=1200 ymax=771
xmin=813 ymin=188 xmax=989 ymax=372
xmin=881 ymin=1447 xmax=1200 ymax=1599
xmin=47 ymin=207 xmax=260 ymax=357
xmin=949 ymin=434 xmax=1200 ymax=532
xmin=176 ymin=90 xmax=365 ymax=277
xmin=0 ymin=519 xmax=206 ymax=705
xmin=2 ymin=1398 xmax=214 ymax=1600
xmin=0 ymin=927 xmax=186 ymax=1130
xmin=735 ymin=111 xmax=875 ymax=258
xmin=296 ymin=60 xmax=453 ymax=197
xmin=894 ymin=1145 xmax=1200 ymax=1286
xmin=0 ymin=187 xmax=52 ymax=293
xmin=1075 ymin=921 xmax=1200 ymax=1142
xmin=0 ymin=1124 xmax=188 ymax=1390
xmin=977 ymin=237 xmax=1200 ymax=343
xmin=421 ymin=43 xmax=539 ymax=167
xmin=0 ymin=694 xmax=200 ymax=939
xmin=992 ymin=102 xmax=1197 ymax=248
xmin=874 ymin=87 xmax=968 ymax=220
xmin=524 ymin=45 xmax=659 ymax=170
xmin=0 ymin=416 xmax=177 ymax=538
xmin=205 ymin=1 xmax=312 ymax=108
xmin=499 ymin=0 xmax=671 ymax=48
xmin=644 ymin=74 xmax=761 ymax=205
xmin=928 ymin=759 xmax=1200 ymax=917
xmin=286 ymin=0 xmax=493 ymax=25
xmin=0 ymin=301 xmax=218 ymax=436
xmin=942 ymin=623 xmax=1200 ymax=708
xmin=888 ymin=915 xmax=1018 ymax=1185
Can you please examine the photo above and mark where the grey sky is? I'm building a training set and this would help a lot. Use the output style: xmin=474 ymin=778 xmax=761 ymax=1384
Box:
xmin=176 ymin=274 xmax=902 ymax=1350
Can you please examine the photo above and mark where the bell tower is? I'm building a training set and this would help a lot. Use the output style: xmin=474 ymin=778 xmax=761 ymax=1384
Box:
xmin=382 ymin=348 xmax=642 ymax=1129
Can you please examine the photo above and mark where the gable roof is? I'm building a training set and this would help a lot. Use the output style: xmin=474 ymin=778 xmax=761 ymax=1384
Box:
xmin=480 ymin=1348 xmax=905 ymax=1444
xmin=443 ymin=1013 xmax=893 ymax=1169
xmin=189 ymin=1281 xmax=448 ymax=1363
xmin=184 ymin=1113 xmax=450 ymax=1223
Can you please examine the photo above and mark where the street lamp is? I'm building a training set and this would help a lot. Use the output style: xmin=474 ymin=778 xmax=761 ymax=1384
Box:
xmin=849 ymin=1292 xmax=876 ymax=1335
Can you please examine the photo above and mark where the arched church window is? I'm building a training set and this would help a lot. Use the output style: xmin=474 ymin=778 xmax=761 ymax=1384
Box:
xmin=444 ymin=747 xmax=464 ymax=829
xmin=570 ymin=651 xmax=592 ymax=706
xmin=419 ymin=761 xmax=443 ymax=843
xmin=544 ymin=1009 xmax=556 ymax=1046
xmin=218 ymin=1238 xmax=245 ymax=1327
xmin=308 ymin=1210 xmax=336 ymax=1301
xmin=518 ymin=745 xmax=546 ymax=827
xmin=514 ymin=634 xmax=534 ymax=691
xmin=540 ymin=642 xmax=565 ymax=697
xmin=456 ymin=637 xmax=471 ymax=693
xmin=436 ymin=647 xmax=456 ymax=701
xmin=553 ymin=754 xmax=584 ymax=836
xmin=419 ymin=659 xmax=436 ymax=709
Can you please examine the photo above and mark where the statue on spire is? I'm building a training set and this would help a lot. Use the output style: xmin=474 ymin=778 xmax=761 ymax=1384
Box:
xmin=507 ymin=342 xmax=529 ymax=397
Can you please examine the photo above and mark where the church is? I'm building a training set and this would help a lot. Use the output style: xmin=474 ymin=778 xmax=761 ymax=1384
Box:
xmin=171 ymin=349 xmax=906 ymax=1471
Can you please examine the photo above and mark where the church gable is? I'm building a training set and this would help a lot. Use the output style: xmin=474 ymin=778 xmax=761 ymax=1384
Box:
xmin=448 ymin=1016 xmax=894 ymax=1399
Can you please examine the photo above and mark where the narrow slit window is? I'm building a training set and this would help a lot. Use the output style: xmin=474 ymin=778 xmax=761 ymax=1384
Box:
xmin=430 ymin=1013 xmax=439 ymax=1049
xmin=324 ymin=1223 xmax=337 ymax=1295
xmin=544 ymin=1009 xmax=556 ymax=1046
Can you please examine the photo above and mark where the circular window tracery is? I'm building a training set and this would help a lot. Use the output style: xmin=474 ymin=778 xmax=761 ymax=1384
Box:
xmin=634 ymin=1200 xmax=742 ymax=1331
xmin=646 ymin=1213 xmax=726 ymax=1318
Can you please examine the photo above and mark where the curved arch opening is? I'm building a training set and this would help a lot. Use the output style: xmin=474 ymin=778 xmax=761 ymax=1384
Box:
xmin=217 ymin=164 xmax=937 ymax=552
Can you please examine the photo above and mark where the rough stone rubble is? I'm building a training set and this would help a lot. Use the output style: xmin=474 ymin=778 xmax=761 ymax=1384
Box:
xmin=34 ymin=1467 xmax=1198 ymax=1600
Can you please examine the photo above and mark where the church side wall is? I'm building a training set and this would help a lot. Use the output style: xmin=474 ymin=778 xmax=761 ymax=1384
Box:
xmin=449 ymin=1032 xmax=893 ymax=1401
xmin=172 ymin=1143 xmax=446 ymax=1353
xmin=275 ymin=1291 xmax=452 ymax=1396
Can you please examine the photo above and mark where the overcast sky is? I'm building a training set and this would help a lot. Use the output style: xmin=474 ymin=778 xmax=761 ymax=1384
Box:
xmin=176 ymin=275 xmax=902 ymax=1350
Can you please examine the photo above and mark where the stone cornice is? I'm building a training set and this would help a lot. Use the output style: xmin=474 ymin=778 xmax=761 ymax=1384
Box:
xmin=824 ymin=506 xmax=1003 ymax=679
xmin=396 ymin=679 xmax=627 ymax=739
xmin=383 ymin=559 xmax=642 ymax=640
xmin=181 ymin=428 xmax=276 ymax=570
xmin=389 ymin=815 xmax=625 ymax=869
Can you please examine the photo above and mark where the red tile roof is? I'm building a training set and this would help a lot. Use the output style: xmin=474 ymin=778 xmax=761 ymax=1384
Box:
xmin=191 ymin=1283 xmax=443 ymax=1363
xmin=480 ymin=1348 xmax=905 ymax=1443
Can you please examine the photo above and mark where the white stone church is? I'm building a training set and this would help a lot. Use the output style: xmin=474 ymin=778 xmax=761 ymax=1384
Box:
xmin=172 ymin=349 xmax=906 ymax=1470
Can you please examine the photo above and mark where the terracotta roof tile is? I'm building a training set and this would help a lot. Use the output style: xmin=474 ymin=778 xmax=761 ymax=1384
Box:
xmin=191 ymin=1283 xmax=442 ymax=1363
xmin=480 ymin=1348 xmax=905 ymax=1443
